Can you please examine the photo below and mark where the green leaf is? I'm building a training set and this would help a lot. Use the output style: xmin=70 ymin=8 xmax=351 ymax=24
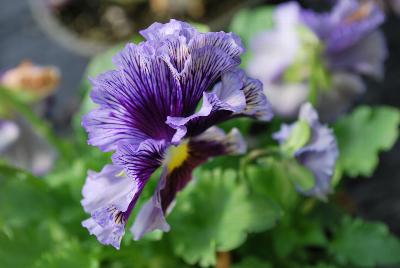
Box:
xmin=0 ymin=164 xmax=55 ymax=228
xmin=102 ymin=238 xmax=191 ymax=268
xmin=334 ymin=106 xmax=400 ymax=177
xmin=0 ymin=220 xmax=98 ymax=268
xmin=233 ymin=256 xmax=272 ymax=268
xmin=330 ymin=217 xmax=400 ymax=267
xmin=0 ymin=224 xmax=54 ymax=268
xmin=168 ymin=168 xmax=279 ymax=267
xmin=246 ymin=158 xmax=299 ymax=211
xmin=219 ymin=118 xmax=253 ymax=137
xmin=33 ymin=239 xmax=99 ymax=268
xmin=272 ymin=220 xmax=327 ymax=259
xmin=285 ymin=159 xmax=315 ymax=193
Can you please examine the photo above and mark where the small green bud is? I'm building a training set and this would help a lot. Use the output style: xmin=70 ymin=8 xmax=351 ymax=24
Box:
xmin=282 ymin=120 xmax=312 ymax=156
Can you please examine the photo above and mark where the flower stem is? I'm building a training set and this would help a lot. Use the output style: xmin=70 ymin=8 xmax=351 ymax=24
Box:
xmin=216 ymin=251 xmax=231 ymax=268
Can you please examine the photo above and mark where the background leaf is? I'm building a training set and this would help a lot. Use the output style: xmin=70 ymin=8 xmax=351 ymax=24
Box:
xmin=232 ymin=256 xmax=272 ymax=268
xmin=329 ymin=217 xmax=400 ymax=267
xmin=334 ymin=106 xmax=400 ymax=177
xmin=168 ymin=168 xmax=279 ymax=267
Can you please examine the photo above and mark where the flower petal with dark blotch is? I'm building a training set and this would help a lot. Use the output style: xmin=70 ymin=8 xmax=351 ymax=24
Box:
xmin=112 ymin=139 xmax=166 ymax=183
xmin=131 ymin=127 xmax=246 ymax=239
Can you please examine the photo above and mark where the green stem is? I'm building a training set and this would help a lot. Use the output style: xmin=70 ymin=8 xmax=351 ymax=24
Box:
xmin=239 ymin=147 xmax=281 ymax=183
xmin=308 ymin=55 xmax=319 ymax=106
xmin=0 ymin=86 xmax=71 ymax=160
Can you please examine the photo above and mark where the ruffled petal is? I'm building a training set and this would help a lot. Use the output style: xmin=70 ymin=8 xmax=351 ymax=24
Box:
xmin=81 ymin=165 xmax=136 ymax=213
xmin=166 ymin=69 xmax=273 ymax=142
xmin=160 ymin=29 xmax=245 ymax=114
xmin=82 ymin=218 xmax=125 ymax=250
xmin=83 ymin=43 xmax=178 ymax=152
xmin=81 ymin=164 xmax=137 ymax=249
xmin=83 ymin=20 xmax=246 ymax=152
xmin=295 ymin=104 xmax=338 ymax=198
xmin=140 ymin=19 xmax=197 ymax=42
xmin=141 ymin=19 xmax=244 ymax=116
xmin=131 ymin=127 xmax=246 ymax=239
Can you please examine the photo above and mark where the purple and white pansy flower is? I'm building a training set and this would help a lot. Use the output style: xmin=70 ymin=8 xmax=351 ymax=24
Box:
xmin=81 ymin=19 xmax=273 ymax=249
xmin=274 ymin=103 xmax=339 ymax=199
xmin=247 ymin=0 xmax=387 ymax=118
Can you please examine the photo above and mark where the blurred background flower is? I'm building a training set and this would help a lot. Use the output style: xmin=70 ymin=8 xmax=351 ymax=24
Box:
xmin=236 ymin=0 xmax=387 ymax=120
xmin=0 ymin=61 xmax=59 ymax=175
xmin=1 ymin=60 xmax=60 ymax=99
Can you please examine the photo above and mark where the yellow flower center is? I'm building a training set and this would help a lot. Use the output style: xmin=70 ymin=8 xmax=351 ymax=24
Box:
xmin=166 ymin=141 xmax=189 ymax=172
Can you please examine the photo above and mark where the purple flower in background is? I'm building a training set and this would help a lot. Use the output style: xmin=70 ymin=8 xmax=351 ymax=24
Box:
xmin=302 ymin=0 xmax=387 ymax=79
xmin=247 ymin=0 xmax=387 ymax=118
xmin=0 ymin=120 xmax=20 ymax=153
xmin=389 ymin=0 xmax=400 ymax=15
xmin=274 ymin=103 xmax=338 ymax=199
xmin=81 ymin=19 xmax=273 ymax=249
xmin=0 ymin=116 xmax=56 ymax=176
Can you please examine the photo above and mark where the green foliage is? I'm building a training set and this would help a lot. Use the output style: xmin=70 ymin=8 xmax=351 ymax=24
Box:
xmin=0 ymin=222 xmax=99 ymax=268
xmin=168 ymin=168 xmax=279 ymax=267
xmin=334 ymin=106 xmax=400 ymax=177
xmin=0 ymin=165 xmax=55 ymax=228
xmin=329 ymin=217 xmax=400 ymax=267
xmin=0 ymin=166 xmax=98 ymax=268
xmin=33 ymin=239 xmax=99 ymax=268
xmin=245 ymin=158 xmax=302 ymax=211
xmin=233 ymin=256 xmax=272 ymax=268
xmin=101 ymin=238 xmax=191 ymax=268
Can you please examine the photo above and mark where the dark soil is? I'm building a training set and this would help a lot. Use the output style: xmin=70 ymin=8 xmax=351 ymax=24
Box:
xmin=49 ymin=0 xmax=245 ymax=43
